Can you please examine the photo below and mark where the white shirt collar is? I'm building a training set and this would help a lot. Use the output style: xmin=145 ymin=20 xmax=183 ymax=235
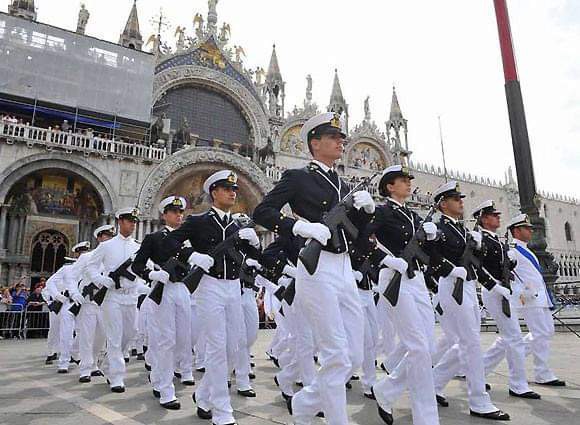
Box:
xmin=387 ymin=197 xmax=407 ymax=208
xmin=481 ymin=228 xmax=498 ymax=237
xmin=311 ymin=160 xmax=335 ymax=174
xmin=212 ymin=206 xmax=230 ymax=221
xmin=442 ymin=214 xmax=459 ymax=224
xmin=514 ymin=238 xmax=528 ymax=248
xmin=165 ymin=225 xmax=175 ymax=232
xmin=116 ymin=233 xmax=133 ymax=241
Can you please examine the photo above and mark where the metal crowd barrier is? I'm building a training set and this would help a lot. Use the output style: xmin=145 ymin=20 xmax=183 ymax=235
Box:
xmin=0 ymin=304 xmax=50 ymax=339
xmin=22 ymin=304 xmax=50 ymax=338
xmin=0 ymin=304 xmax=24 ymax=339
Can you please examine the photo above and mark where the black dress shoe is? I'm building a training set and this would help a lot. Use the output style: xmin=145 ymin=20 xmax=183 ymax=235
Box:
xmin=145 ymin=363 xmax=151 ymax=371
xmin=376 ymin=402 xmax=393 ymax=425
xmin=124 ymin=357 xmax=129 ymax=364
xmin=174 ymin=372 xmax=182 ymax=379
xmin=250 ymin=362 xmax=255 ymax=368
xmin=470 ymin=410 xmax=510 ymax=420
xmin=45 ymin=356 xmax=54 ymax=365
xmin=70 ymin=357 xmax=80 ymax=365
xmin=228 ymin=380 xmax=231 ymax=388
xmin=345 ymin=381 xmax=352 ymax=389
xmin=111 ymin=386 xmax=126 ymax=393
xmin=380 ymin=363 xmax=389 ymax=374
xmin=136 ymin=354 xmax=145 ymax=361
xmin=295 ymin=381 xmax=304 ymax=387
xmin=486 ymin=383 xmax=492 ymax=391
xmin=143 ymin=345 xmax=148 ymax=353
xmin=536 ymin=379 xmax=566 ymax=387
xmin=248 ymin=372 xmax=256 ymax=380
xmin=182 ymin=380 xmax=195 ymax=386
xmin=350 ymin=375 xmax=360 ymax=380
xmin=193 ymin=393 xmax=213 ymax=420
xmin=286 ymin=396 xmax=293 ymax=415
xmin=281 ymin=391 xmax=291 ymax=401
xmin=272 ymin=357 xmax=280 ymax=368
xmin=161 ymin=399 xmax=181 ymax=410
xmin=436 ymin=394 xmax=449 ymax=407
xmin=91 ymin=370 xmax=104 ymax=377
xmin=364 ymin=391 xmax=376 ymax=400
xmin=196 ymin=367 xmax=206 ymax=373
xmin=313 ymin=355 xmax=319 ymax=363
xmin=509 ymin=389 xmax=541 ymax=399
xmin=79 ymin=376 xmax=91 ymax=383
xmin=153 ymin=389 xmax=160 ymax=398
xmin=130 ymin=348 xmax=138 ymax=357
xmin=237 ymin=389 xmax=256 ymax=398
xmin=316 ymin=411 xmax=325 ymax=418
xmin=57 ymin=369 xmax=68 ymax=374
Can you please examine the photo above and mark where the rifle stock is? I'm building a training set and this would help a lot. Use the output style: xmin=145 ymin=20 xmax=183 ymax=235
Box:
xmin=93 ymin=258 xmax=134 ymax=306
xmin=383 ymin=271 xmax=402 ymax=306
xmin=48 ymin=300 xmax=63 ymax=314
xmin=298 ymin=239 xmax=323 ymax=275
xmin=452 ymin=278 xmax=464 ymax=305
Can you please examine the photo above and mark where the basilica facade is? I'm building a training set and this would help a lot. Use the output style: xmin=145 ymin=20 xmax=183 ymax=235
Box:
xmin=0 ymin=1 xmax=578 ymax=287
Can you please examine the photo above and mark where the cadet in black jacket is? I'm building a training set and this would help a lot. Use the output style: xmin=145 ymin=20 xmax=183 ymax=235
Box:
xmin=253 ymin=112 xmax=375 ymax=425
xmin=162 ymin=170 xmax=261 ymax=425
xmin=475 ymin=200 xmax=541 ymax=400
xmin=364 ymin=165 xmax=440 ymax=425
xmin=429 ymin=182 xmax=510 ymax=421
xmin=132 ymin=196 xmax=193 ymax=410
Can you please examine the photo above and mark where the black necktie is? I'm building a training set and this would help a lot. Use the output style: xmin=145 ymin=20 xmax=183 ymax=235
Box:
xmin=222 ymin=214 xmax=230 ymax=227
xmin=328 ymin=169 xmax=339 ymax=186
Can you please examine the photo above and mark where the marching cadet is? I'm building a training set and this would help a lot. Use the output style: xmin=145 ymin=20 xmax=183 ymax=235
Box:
xmin=73 ymin=225 xmax=115 ymax=383
xmin=484 ymin=214 xmax=566 ymax=387
xmin=253 ymin=112 xmax=375 ymax=425
xmin=429 ymin=182 xmax=510 ymax=420
xmin=472 ymin=201 xmax=541 ymax=399
xmin=87 ymin=208 xmax=142 ymax=393
xmin=365 ymin=165 xmax=440 ymax=425
xmin=132 ymin=196 xmax=193 ymax=410
xmin=163 ymin=170 xmax=261 ymax=425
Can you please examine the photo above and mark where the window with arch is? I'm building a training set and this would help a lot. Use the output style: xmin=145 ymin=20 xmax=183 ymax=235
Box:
xmin=30 ymin=231 xmax=68 ymax=274
xmin=565 ymin=222 xmax=574 ymax=242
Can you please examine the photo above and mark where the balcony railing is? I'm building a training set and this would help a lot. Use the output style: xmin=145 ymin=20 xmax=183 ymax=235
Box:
xmin=0 ymin=120 xmax=166 ymax=162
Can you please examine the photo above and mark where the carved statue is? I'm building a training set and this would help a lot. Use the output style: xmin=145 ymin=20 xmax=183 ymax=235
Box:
xmin=193 ymin=13 xmax=205 ymax=38
xmin=175 ymin=117 xmax=191 ymax=148
xmin=255 ymin=67 xmax=266 ymax=85
xmin=146 ymin=34 xmax=161 ymax=53
xmin=175 ymin=26 xmax=186 ymax=51
xmin=76 ymin=3 xmax=90 ymax=35
xmin=364 ymin=96 xmax=371 ymax=121
xmin=306 ymin=74 xmax=313 ymax=102
xmin=219 ymin=23 xmax=231 ymax=43
xmin=208 ymin=0 xmax=219 ymax=14
xmin=234 ymin=45 xmax=246 ymax=63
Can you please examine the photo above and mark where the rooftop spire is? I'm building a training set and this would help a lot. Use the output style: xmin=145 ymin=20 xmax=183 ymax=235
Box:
xmin=119 ymin=0 xmax=143 ymax=50
xmin=389 ymin=86 xmax=404 ymax=121
xmin=328 ymin=69 xmax=346 ymax=107
xmin=266 ymin=44 xmax=283 ymax=84
xmin=8 ymin=0 xmax=36 ymax=21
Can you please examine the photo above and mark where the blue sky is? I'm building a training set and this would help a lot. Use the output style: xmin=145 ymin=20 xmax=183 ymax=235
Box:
xmin=2 ymin=0 xmax=579 ymax=198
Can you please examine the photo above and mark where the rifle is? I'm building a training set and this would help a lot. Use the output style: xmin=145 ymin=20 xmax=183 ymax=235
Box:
xmin=498 ymin=230 xmax=513 ymax=317
xmin=69 ymin=283 xmax=99 ymax=316
xmin=299 ymin=174 xmax=379 ymax=275
xmin=182 ymin=219 xmax=256 ymax=294
xmin=358 ymin=257 xmax=380 ymax=291
xmin=451 ymin=230 xmax=481 ymax=305
xmin=148 ymin=257 xmax=190 ymax=305
xmin=92 ymin=258 xmax=136 ymax=306
xmin=383 ymin=204 xmax=438 ymax=306
xmin=48 ymin=300 xmax=63 ymax=314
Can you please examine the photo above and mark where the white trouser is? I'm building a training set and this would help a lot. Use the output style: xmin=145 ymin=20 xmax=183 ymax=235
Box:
xmin=481 ymin=288 xmax=531 ymax=394
xmin=291 ymin=251 xmax=364 ymax=425
xmin=57 ymin=304 xmax=75 ymax=370
xmin=150 ymin=282 xmax=192 ymax=404
xmin=270 ymin=313 xmax=290 ymax=359
xmin=376 ymin=295 xmax=396 ymax=360
xmin=47 ymin=311 xmax=61 ymax=356
xmin=194 ymin=276 xmax=243 ymax=425
xmin=143 ymin=298 xmax=160 ymax=390
xmin=135 ymin=303 xmax=148 ymax=354
xmin=433 ymin=277 xmax=497 ymax=414
xmin=234 ymin=288 xmax=258 ymax=390
xmin=101 ymin=300 xmax=137 ymax=388
xmin=358 ymin=289 xmax=379 ymax=393
xmin=373 ymin=271 xmax=439 ymax=425
xmin=522 ymin=307 xmax=557 ymax=383
xmin=78 ymin=303 xmax=105 ymax=377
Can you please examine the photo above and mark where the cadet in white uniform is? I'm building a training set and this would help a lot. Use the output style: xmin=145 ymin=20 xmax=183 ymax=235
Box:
xmin=87 ymin=208 xmax=142 ymax=393
xmin=484 ymin=214 xmax=566 ymax=387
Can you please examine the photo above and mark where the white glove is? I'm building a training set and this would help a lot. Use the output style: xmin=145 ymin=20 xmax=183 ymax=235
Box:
xmin=381 ymin=256 xmax=408 ymax=274
xmin=470 ymin=231 xmax=483 ymax=249
xmin=422 ymin=222 xmax=438 ymax=241
xmin=353 ymin=270 xmax=363 ymax=282
xmin=95 ymin=275 xmax=116 ymax=289
xmin=491 ymin=283 xmax=511 ymax=298
xmin=353 ymin=190 xmax=375 ymax=214
xmin=71 ymin=292 xmax=85 ymax=304
xmin=277 ymin=276 xmax=293 ymax=287
xmin=507 ymin=250 xmax=517 ymax=263
xmin=239 ymin=228 xmax=260 ymax=248
xmin=450 ymin=266 xmax=467 ymax=281
xmin=245 ymin=258 xmax=262 ymax=270
xmin=188 ymin=252 xmax=214 ymax=272
xmin=149 ymin=269 xmax=170 ymax=284
xmin=292 ymin=221 xmax=331 ymax=246
xmin=55 ymin=293 xmax=68 ymax=303
xmin=282 ymin=265 xmax=297 ymax=278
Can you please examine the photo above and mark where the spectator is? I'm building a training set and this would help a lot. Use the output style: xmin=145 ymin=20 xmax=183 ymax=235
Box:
xmin=0 ymin=287 xmax=12 ymax=305
xmin=26 ymin=285 xmax=44 ymax=312
xmin=61 ymin=120 xmax=70 ymax=132
xmin=9 ymin=281 xmax=28 ymax=312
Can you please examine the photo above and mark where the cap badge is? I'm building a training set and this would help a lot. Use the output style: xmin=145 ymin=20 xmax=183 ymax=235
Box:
xmin=330 ymin=113 xmax=341 ymax=129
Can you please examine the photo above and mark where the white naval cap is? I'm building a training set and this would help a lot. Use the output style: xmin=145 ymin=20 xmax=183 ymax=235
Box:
xmin=472 ymin=200 xmax=501 ymax=218
xmin=159 ymin=195 xmax=187 ymax=214
xmin=93 ymin=224 xmax=116 ymax=239
xmin=115 ymin=207 xmax=140 ymax=221
xmin=378 ymin=165 xmax=414 ymax=197
xmin=433 ymin=180 xmax=465 ymax=203
xmin=507 ymin=213 xmax=533 ymax=229
xmin=71 ymin=241 xmax=90 ymax=253
xmin=299 ymin=112 xmax=347 ymax=143
xmin=203 ymin=170 xmax=238 ymax=195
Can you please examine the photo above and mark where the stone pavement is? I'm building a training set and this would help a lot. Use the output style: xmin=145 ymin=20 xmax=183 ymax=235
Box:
xmin=0 ymin=328 xmax=579 ymax=425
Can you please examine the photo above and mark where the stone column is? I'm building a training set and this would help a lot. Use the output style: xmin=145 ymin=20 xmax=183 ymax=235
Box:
xmin=0 ymin=206 xmax=7 ymax=250
xmin=145 ymin=220 xmax=152 ymax=235
xmin=17 ymin=216 xmax=26 ymax=254
xmin=138 ymin=220 xmax=144 ymax=240
xmin=7 ymin=215 xmax=18 ymax=254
